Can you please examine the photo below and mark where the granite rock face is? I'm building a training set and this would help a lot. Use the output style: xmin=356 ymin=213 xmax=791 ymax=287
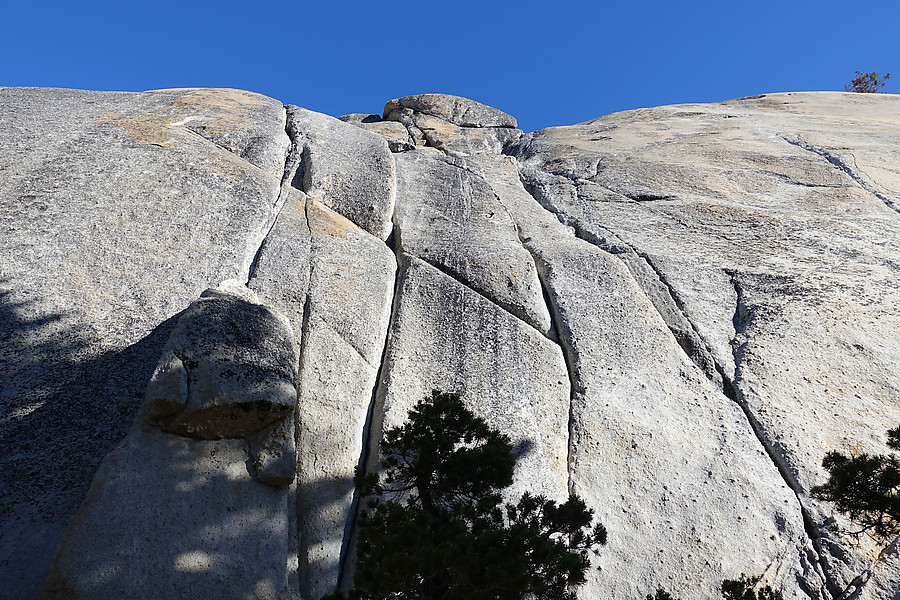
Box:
xmin=508 ymin=93 xmax=900 ymax=596
xmin=0 ymin=89 xmax=898 ymax=600
xmin=0 ymin=86 xmax=290 ymax=600
xmin=287 ymin=106 xmax=396 ymax=240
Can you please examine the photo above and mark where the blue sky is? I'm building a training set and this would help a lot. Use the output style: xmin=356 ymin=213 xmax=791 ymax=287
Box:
xmin=2 ymin=0 xmax=897 ymax=132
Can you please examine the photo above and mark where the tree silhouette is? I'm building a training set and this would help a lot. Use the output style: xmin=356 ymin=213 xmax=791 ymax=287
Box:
xmin=335 ymin=390 xmax=606 ymax=600
xmin=845 ymin=71 xmax=891 ymax=93
xmin=720 ymin=574 xmax=783 ymax=600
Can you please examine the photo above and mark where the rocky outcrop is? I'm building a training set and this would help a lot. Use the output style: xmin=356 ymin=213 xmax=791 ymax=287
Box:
xmin=145 ymin=282 xmax=299 ymax=440
xmin=384 ymin=93 xmax=518 ymax=128
xmin=0 ymin=88 xmax=898 ymax=600
xmin=288 ymin=107 xmax=396 ymax=240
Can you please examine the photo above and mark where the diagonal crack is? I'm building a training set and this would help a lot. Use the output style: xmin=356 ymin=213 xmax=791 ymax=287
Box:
xmin=512 ymin=158 xmax=836 ymax=598
xmin=509 ymin=176 xmax=724 ymax=386
xmin=726 ymin=272 xmax=841 ymax=600
xmin=580 ymin=226 xmax=723 ymax=385
xmin=781 ymin=135 xmax=900 ymax=215
xmin=412 ymin=249 xmax=554 ymax=342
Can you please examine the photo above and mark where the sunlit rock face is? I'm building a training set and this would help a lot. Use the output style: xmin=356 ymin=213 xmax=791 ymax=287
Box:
xmin=1 ymin=87 xmax=899 ymax=600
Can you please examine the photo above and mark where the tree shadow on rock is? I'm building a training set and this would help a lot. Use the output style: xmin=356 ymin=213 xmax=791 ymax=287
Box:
xmin=42 ymin=420 xmax=295 ymax=600
xmin=0 ymin=282 xmax=180 ymax=600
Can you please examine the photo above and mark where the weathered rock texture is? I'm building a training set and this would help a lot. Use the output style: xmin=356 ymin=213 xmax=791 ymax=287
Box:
xmin=0 ymin=87 xmax=291 ymax=600
xmin=145 ymin=282 xmax=299 ymax=440
xmin=0 ymin=88 xmax=898 ymax=600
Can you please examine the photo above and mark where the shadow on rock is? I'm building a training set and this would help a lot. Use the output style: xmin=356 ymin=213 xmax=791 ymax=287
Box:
xmin=0 ymin=283 xmax=180 ymax=600
xmin=41 ymin=419 xmax=294 ymax=600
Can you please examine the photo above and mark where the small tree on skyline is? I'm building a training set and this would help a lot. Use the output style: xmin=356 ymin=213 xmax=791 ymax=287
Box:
xmin=845 ymin=71 xmax=891 ymax=93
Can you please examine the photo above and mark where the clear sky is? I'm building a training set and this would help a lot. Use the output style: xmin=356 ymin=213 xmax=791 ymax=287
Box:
xmin=2 ymin=0 xmax=897 ymax=132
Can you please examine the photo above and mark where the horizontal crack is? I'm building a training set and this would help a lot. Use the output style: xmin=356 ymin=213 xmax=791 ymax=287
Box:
xmin=624 ymin=192 xmax=678 ymax=202
xmin=754 ymin=168 xmax=844 ymax=189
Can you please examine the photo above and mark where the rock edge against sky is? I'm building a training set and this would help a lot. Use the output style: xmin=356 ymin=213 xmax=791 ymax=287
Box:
xmin=1 ymin=87 xmax=899 ymax=600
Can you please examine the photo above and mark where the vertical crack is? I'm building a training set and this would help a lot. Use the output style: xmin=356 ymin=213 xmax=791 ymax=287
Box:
xmin=781 ymin=136 xmax=900 ymax=215
xmin=490 ymin=178 xmax=579 ymax=498
xmin=246 ymin=106 xmax=305 ymax=285
xmin=335 ymin=165 xmax=404 ymax=593
xmin=290 ymin=292 xmax=314 ymax=599
xmin=726 ymin=272 xmax=840 ymax=600
xmin=531 ymin=256 xmax=578 ymax=497
xmin=389 ymin=133 xmax=574 ymax=496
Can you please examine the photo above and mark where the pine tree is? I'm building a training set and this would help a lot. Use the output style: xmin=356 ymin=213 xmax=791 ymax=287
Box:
xmin=811 ymin=425 xmax=900 ymax=541
xmin=335 ymin=390 xmax=607 ymax=600
xmin=844 ymin=71 xmax=891 ymax=93
xmin=720 ymin=574 xmax=783 ymax=600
